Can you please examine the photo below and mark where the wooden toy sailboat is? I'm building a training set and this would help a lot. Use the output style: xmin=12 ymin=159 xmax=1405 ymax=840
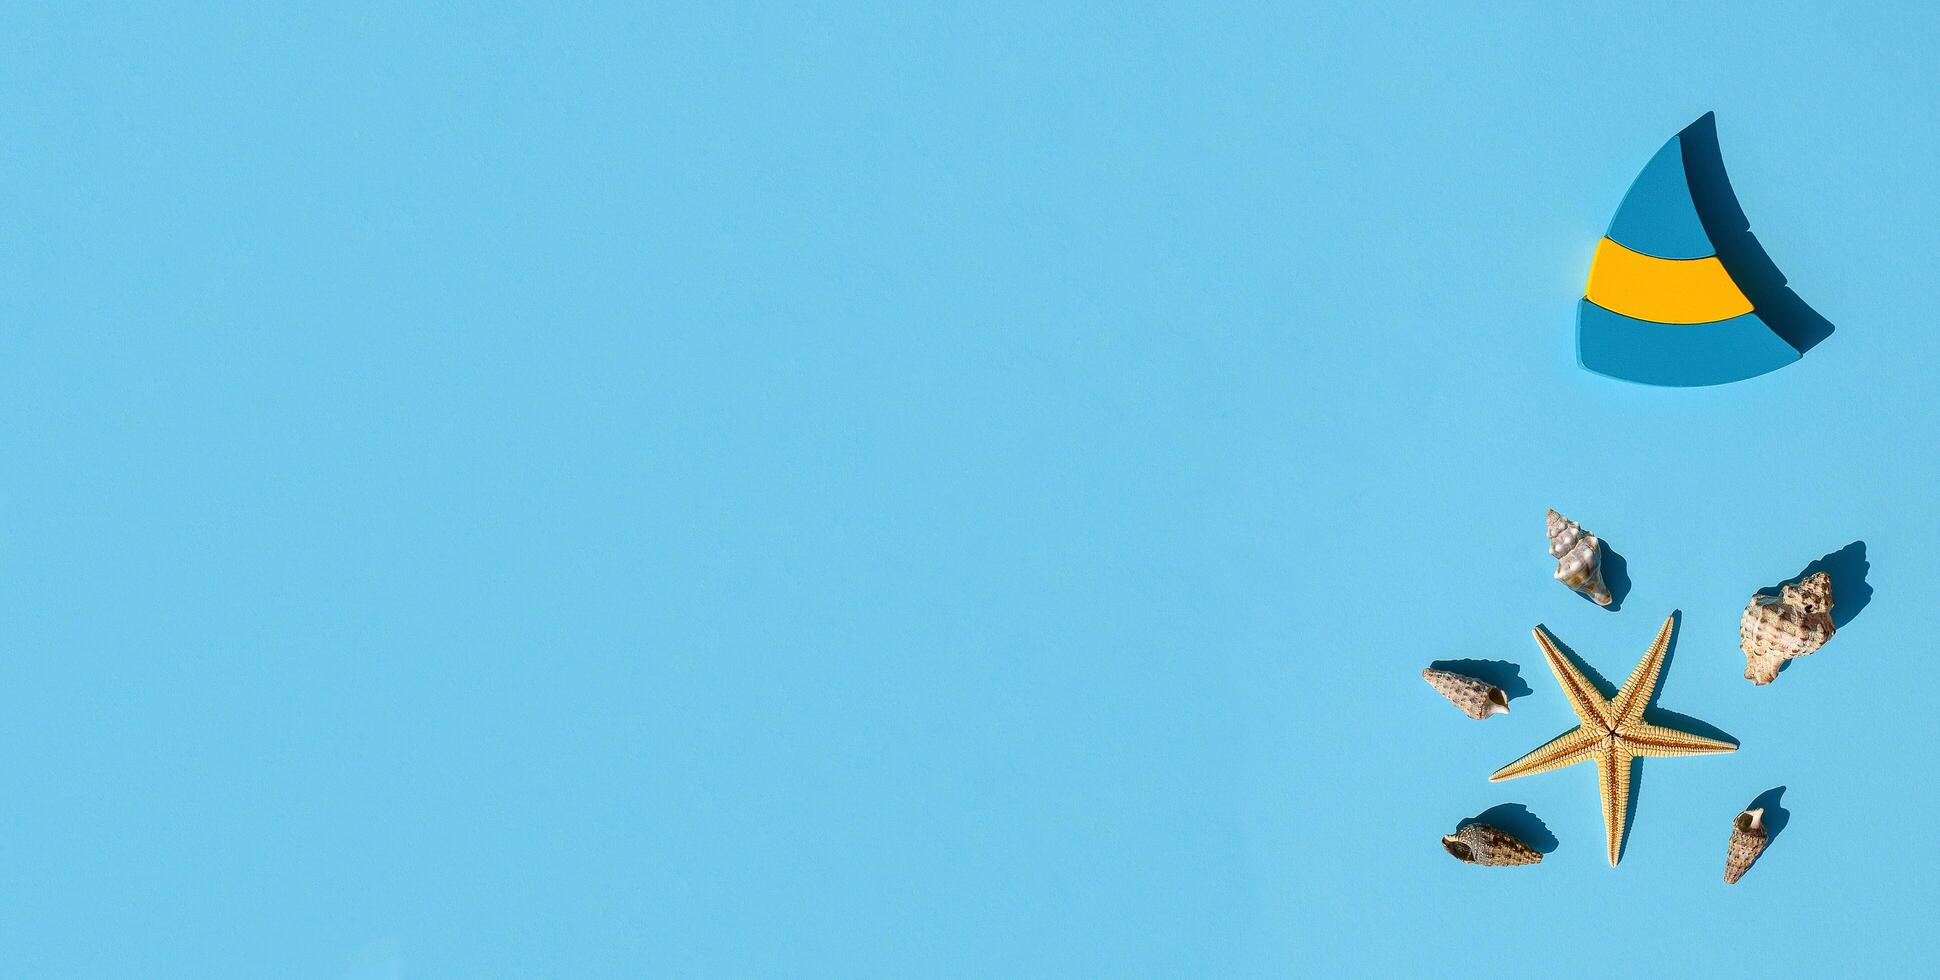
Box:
xmin=1577 ymin=114 xmax=1812 ymax=386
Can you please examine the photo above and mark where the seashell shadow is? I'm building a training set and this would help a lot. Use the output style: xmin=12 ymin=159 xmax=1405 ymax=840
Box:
xmin=1753 ymin=541 xmax=1871 ymax=679
xmin=1596 ymin=543 xmax=1631 ymax=612
xmin=1458 ymin=804 xmax=1559 ymax=854
xmin=1755 ymin=541 xmax=1871 ymax=631
xmin=1539 ymin=632 xmax=1619 ymax=699
xmin=1747 ymin=785 xmax=1792 ymax=845
xmin=1427 ymin=659 xmax=1533 ymax=702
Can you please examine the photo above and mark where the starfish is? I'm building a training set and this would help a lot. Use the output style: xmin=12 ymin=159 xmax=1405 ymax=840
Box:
xmin=1491 ymin=614 xmax=1736 ymax=866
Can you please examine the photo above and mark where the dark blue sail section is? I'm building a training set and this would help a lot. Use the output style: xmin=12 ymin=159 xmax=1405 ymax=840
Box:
xmin=1604 ymin=137 xmax=1715 ymax=260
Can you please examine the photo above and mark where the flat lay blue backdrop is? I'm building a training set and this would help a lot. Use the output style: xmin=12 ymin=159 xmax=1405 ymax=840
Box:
xmin=3 ymin=2 xmax=1936 ymax=977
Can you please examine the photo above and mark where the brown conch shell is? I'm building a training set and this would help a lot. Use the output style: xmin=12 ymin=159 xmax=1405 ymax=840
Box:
xmin=1442 ymin=823 xmax=1542 ymax=867
xmin=1422 ymin=668 xmax=1510 ymax=720
xmin=1546 ymin=509 xmax=1611 ymax=605
xmin=1725 ymin=807 xmax=1769 ymax=884
xmin=1740 ymin=571 xmax=1835 ymax=685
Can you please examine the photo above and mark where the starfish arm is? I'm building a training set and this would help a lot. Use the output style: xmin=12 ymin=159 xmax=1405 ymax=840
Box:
xmin=1595 ymin=743 xmax=1633 ymax=867
xmin=1489 ymin=726 xmax=1602 ymax=781
xmin=1610 ymin=614 xmax=1677 ymax=725
xmin=1532 ymin=626 xmax=1615 ymax=730
xmin=1619 ymin=722 xmax=1738 ymax=757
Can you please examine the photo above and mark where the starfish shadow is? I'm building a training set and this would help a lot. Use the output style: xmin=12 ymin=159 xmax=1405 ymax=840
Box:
xmin=1621 ymin=762 xmax=1644 ymax=865
xmin=1427 ymin=659 xmax=1534 ymax=702
xmin=1639 ymin=614 xmax=1741 ymax=743
xmin=1534 ymin=631 xmax=1620 ymax=699
xmin=1639 ymin=706 xmax=1737 ymax=744
xmin=1458 ymin=803 xmax=1559 ymax=854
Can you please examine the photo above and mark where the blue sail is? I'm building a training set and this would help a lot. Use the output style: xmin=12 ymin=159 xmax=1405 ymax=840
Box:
xmin=1603 ymin=137 xmax=1715 ymax=260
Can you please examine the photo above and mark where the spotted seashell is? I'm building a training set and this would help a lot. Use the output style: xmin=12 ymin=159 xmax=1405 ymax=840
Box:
xmin=1442 ymin=823 xmax=1542 ymax=867
xmin=1422 ymin=668 xmax=1510 ymax=720
xmin=1725 ymin=808 xmax=1769 ymax=884
xmin=1740 ymin=571 xmax=1834 ymax=686
xmin=1546 ymin=509 xmax=1611 ymax=605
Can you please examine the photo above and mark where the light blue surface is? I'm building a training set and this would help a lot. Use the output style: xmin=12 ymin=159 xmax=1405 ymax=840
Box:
xmin=3 ymin=3 xmax=1936 ymax=977
xmin=1604 ymin=132 xmax=1718 ymax=259
xmin=1578 ymin=300 xmax=1799 ymax=385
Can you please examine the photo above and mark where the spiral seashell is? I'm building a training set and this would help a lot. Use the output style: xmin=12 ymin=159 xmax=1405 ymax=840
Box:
xmin=1740 ymin=571 xmax=1835 ymax=685
xmin=1442 ymin=823 xmax=1542 ymax=867
xmin=1725 ymin=807 xmax=1769 ymax=884
xmin=1422 ymin=668 xmax=1510 ymax=720
xmin=1546 ymin=509 xmax=1611 ymax=605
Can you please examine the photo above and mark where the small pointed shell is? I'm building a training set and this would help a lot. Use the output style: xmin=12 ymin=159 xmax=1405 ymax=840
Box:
xmin=1725 ymin=807 xmax=1769 ymax=884
xmin=1442 ymin=823 xmax=1542 ymax=867
xmin=1546 ymin=509 xmax=1612 ymax=605
xmin=1422 ymin=668 xmax=1510 ymax=720
xmin=1740 ymin=571 xmax=1835 ymax=685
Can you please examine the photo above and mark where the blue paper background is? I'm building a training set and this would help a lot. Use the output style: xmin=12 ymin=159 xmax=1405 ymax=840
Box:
xmin=4 ymin=2 xmax=1935 ymax=976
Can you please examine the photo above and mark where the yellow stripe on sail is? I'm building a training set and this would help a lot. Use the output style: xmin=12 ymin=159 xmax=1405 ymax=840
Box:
xmin=1584 ymin=237 xmax=1753 ymax=324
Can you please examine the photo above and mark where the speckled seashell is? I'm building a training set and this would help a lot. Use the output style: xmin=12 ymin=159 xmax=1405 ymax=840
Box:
xmin=1725 ymin=807 xmax=1769 ymax=884
xmin=1422 ymin=668 xmax=1510 ymax=720
xmin=1442 ymin=823 xmax=1542 ymax=867
xmin=1740 ymin=571 xmax=1835 ymax=686
xmin=1546 ymin=509 xmax=1611 ymax=605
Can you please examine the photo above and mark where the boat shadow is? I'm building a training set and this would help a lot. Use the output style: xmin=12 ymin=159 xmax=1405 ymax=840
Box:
xmin=1681 ymin=111 xmax=1836 ymax=354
